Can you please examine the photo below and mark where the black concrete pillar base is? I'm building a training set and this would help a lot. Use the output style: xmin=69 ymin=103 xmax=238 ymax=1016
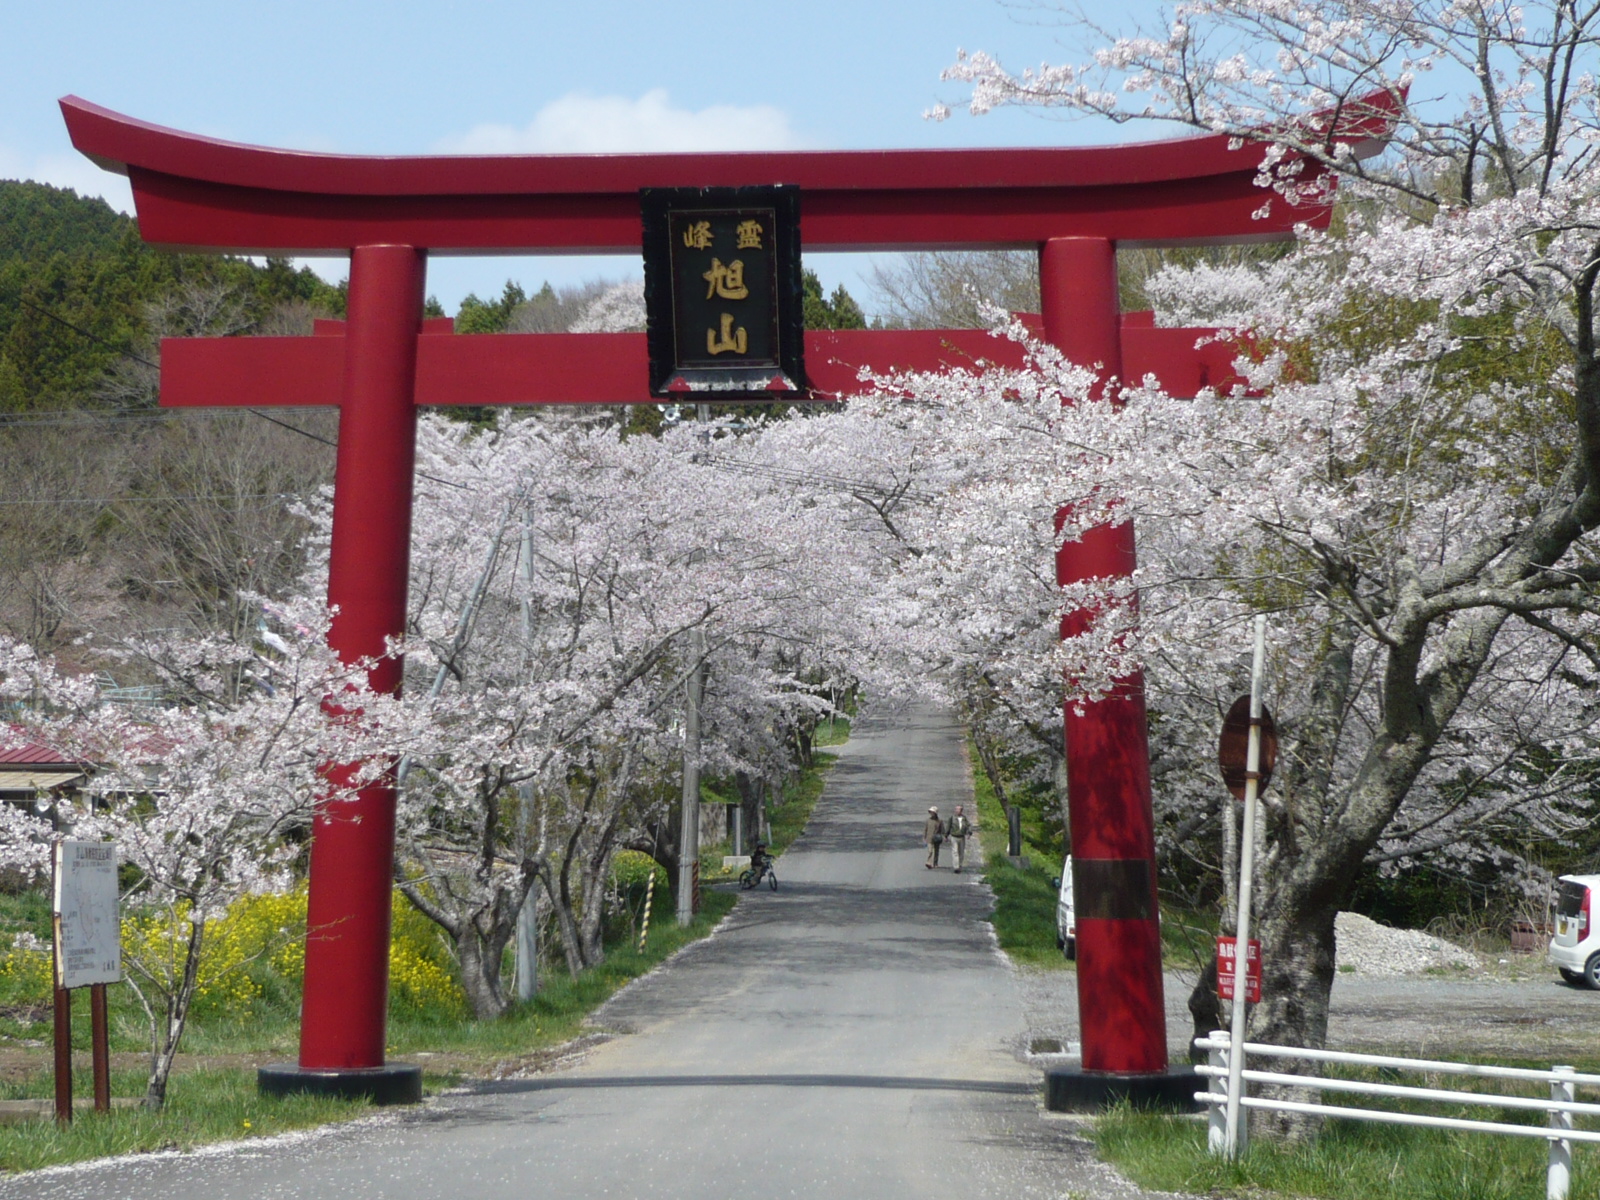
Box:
xmin=1044 ymin=1065 xmax=1202 ymax=1112
xmin=258 ymin=1063 xmax=422 ymax=1106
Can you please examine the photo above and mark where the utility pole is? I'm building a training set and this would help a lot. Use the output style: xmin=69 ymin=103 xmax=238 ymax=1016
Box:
xmin=513 ymin=516 xmax=539 ymax=1001
xmin=677 ymin=402 xmax=711 ymax=928
xmin=676 ymin=626 xmax=705 ymax=927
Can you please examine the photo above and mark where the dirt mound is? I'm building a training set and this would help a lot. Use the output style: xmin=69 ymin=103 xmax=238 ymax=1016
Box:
xmin=1335 ymin=911 xmax=1479 ymax=976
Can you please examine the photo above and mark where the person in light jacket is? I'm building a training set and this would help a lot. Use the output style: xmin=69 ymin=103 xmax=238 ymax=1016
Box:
xmin=924 ymin=806 xmax=945 ymax=869
xmin=946 ymin=803 xmax=971 ymax=873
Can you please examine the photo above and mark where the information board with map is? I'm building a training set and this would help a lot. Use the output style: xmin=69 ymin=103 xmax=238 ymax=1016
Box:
xmin=52 ymin=840 xmax=121 ymax=989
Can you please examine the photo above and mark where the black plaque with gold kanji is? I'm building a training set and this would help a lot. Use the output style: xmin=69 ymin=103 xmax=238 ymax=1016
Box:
xmin=641 ymin=186 xmax=806 ymax=399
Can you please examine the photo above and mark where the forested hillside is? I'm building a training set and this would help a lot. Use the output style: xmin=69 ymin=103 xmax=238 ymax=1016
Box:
xmin=0 ymin=179 xmax=126 ymax=263
xmin=0 ymin=181 xmax=349 ymax=659
xmin=0 ymin=180 xmax=875 ymax=660
xmin=0 ymin=181 xmax=347 ymax=412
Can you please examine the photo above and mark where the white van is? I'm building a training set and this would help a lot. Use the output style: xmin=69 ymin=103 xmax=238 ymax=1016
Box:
xmin=1549 ymin=874 xmax=1600 ymax=987
xmin=1052 ymin=858 xmax=1076 ymax=961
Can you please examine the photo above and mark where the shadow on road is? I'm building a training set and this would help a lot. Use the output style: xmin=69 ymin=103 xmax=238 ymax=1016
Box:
xmin=464 ymin=1073 xmax=1035 ymax=1096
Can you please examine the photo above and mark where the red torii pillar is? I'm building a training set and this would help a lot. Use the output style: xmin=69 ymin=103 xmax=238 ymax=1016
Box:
xmin=299 ymin=246 xmax=426 ymax=1085
xmin=1041 ymin=238 xmax=1168 ymax=1096
xmin=60 ymin=94 xmax=1350 ymax=1106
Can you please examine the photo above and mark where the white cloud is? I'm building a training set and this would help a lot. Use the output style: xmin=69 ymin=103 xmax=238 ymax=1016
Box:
xmin=0 ymin=145 xmax=134 ymax=214
xmin=435 ymin=89 xmax=802 ymax=155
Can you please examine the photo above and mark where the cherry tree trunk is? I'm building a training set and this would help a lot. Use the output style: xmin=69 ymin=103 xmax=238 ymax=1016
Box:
xmin=143 ymin=918 xmax=206 ymax=1110
xmin=455 ymin=930 xmax=510 ymax=1020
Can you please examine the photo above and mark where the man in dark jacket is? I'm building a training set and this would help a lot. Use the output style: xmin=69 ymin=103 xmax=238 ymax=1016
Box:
xmin=924 ymin=806 xmax=944 ymax=869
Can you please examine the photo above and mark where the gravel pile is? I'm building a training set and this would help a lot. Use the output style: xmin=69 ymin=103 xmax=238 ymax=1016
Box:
xmin=1334 ymin=911 xmax=1479 ymax=976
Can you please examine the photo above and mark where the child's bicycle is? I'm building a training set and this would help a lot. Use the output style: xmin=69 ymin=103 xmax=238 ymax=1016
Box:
xmin=739 ymin=853 xmax=777 ymax=891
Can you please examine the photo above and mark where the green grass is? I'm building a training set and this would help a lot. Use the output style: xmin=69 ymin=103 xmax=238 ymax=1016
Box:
xmin=812 ymin=716 xmax=851 ymax=750
xmin=0 ymin=1069 xmax=367 ymax=1173
xmin=1096 ymin=1071 xmax=1600 ymax=1200
xmin=965 ymin=745 xmax=1226 ymax=974
xmin=1161 ymin=904 xmax=1220 ymax=972
xmin=770 ymin=748 xmax=837 ymax=855
xmin=0 ymin=885 xmax=743 ymax=1174
xmin=687 ymin=737 xmax=842 ymax=883
xmin=969 ymin=748 xmax=1071 ymax=969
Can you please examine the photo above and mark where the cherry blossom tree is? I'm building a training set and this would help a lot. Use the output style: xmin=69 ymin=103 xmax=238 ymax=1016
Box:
xmin=386 ymin=411 xmax=871 ymax=1016
xmin=0 ymin=600 xmax=384 ymax=1107
xmin=921 ymin=0 xmax=1600 ymax=1135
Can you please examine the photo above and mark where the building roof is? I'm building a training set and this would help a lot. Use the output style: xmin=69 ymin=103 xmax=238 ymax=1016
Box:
xmin=0 ymin=769 xmax=85 ymax=791
xmin=0 ymin=735 xmax=81 ymax=768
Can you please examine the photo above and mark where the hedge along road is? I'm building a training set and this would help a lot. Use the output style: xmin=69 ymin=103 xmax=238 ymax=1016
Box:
xmin=4 ymin=704 xmax=1178 ymax=1200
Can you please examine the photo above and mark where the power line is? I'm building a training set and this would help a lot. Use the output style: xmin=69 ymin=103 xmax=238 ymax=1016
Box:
xmin=0 ymin=445 xmax=918 ymax=513
xmin=243 ymin=408 xmax=336 ymax=448
xmin=0 ymin=402 xmax=472 ymax=489
xmin=9 ymin=297 xmax=349 ymax=451
xmin=0 ymin=405 xmax=328 ymax=430
xmin=17 ymin=299 xmax=157 ymax=370
xmin=4 ymin=298 xmax=474 ymax=487
xmin=693 ymin=451 xmax=938 ymax=505
xmin=12 ymin=299 xmax=904 ymax=503
xmin=0 ymin=492 xmax=291 ymax=508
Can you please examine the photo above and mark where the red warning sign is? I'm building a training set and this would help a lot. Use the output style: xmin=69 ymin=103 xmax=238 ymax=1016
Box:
xmin=1216 ymin=936 xmax=1261 ymax=1003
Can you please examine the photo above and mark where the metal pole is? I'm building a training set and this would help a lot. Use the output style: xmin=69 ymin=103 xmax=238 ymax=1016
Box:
xmin=1550 ymin=1065 xmax=1575 ymax=1200
xmin=1221 ymin=764 xmax=1240 ymax=934
xmin=677 ymin=405 xmax=711 ymax=927
xmin=1225 ymin=614 xmax=1268 ymax=1157
xmin=676 ymin=627 xmax=705 ymax=927
xmin=1208 ymin=1029 xmax=1229 ymax=1155
xmin=512 ymin=806 xmax=539 ymax=1002
xmin=52 ymin=983 xmax=71 ymax=1124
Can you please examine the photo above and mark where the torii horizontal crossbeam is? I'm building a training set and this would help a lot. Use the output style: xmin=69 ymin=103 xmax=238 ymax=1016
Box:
xmin=60 ymin=95 xmax=1348 ymax=255
xmin=161 ymin=318 xmax=1236 ymax=408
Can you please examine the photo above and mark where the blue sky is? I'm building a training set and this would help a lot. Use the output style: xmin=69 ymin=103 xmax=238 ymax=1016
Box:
xmin=2 ymin=0 xmax=1167 ymax=317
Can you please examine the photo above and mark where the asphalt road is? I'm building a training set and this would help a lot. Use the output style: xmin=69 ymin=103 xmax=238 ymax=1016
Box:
xmin=8 ymin=705 xmax=1176 ymax=1200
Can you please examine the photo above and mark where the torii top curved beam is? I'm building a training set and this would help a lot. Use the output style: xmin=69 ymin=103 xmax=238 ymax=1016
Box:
xmin=62 ymin=95 xmax=1344 ymax=257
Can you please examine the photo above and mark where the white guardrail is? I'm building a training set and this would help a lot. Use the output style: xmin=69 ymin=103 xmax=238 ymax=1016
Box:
xmin=1194 ymin=1032 xmax=1600 ymax=1200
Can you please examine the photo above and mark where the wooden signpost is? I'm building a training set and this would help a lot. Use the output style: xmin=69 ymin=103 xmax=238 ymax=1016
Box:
xmin=51 ymin=839 xmax=120 ymax=1123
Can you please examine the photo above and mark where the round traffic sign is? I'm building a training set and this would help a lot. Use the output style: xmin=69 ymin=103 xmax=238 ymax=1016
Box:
xmin=1218 ymin=695 xmax=1277 ymax=800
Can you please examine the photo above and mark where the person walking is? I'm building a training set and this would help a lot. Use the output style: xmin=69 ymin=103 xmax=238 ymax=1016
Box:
xmin=923 ymin=806 xmax=944 ymax=869
xmin=946 ymin=803 xmax=971 ymax=873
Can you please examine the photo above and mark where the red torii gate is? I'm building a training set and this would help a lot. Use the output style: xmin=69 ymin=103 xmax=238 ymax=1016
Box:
xmin=61 ymin=95 xmax=1340 ymax=1106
